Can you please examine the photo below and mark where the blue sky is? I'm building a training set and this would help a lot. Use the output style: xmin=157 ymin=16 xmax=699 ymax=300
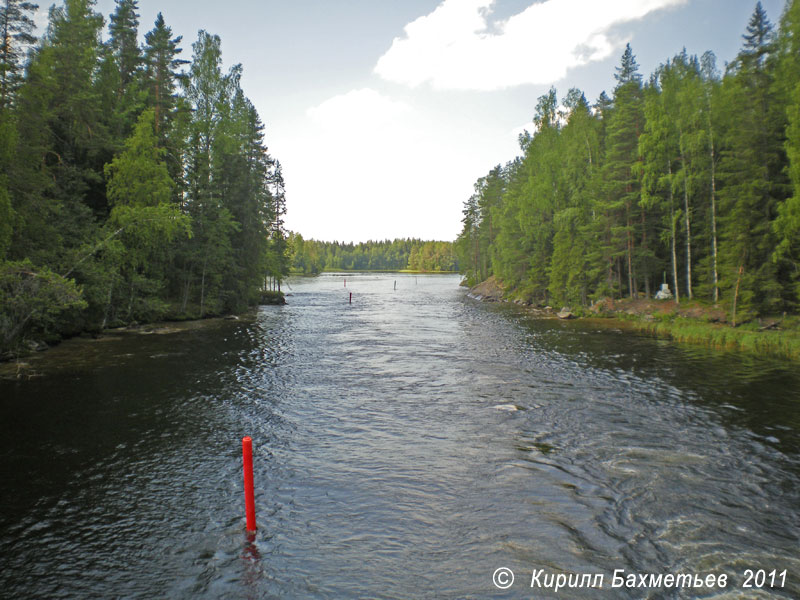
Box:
xmin=82 ymin=0 xmax=789 ymax=242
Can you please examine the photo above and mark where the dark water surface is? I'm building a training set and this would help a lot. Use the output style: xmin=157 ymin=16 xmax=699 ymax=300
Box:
xmin=1 ymin=273 xmax=799 ymax=599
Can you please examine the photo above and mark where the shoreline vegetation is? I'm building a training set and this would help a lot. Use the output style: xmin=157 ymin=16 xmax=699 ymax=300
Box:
xmin=0 ymin=311 xmax=261 ymax=380
xmin=288 ymin=268 xmax=458 ymax=275
xmin=0 ymin=289 xmax=285 ymax=364
xmin=1 ymin=3 xmax=292 ymax=359
xmin=467 ymin=276 xmax=800 ymax=361
xmin=289 ymin=237 xmax=458 ymax=275
xmin=455 ymin=3 xmax=800 ymax=362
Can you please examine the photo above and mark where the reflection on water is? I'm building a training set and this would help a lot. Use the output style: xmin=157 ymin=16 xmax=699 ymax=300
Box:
xmin=1 ymin=273 xmax=798 ymax=598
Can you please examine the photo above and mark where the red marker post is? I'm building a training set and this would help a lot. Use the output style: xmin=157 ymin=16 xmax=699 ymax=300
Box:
xmin=242 ymin=436 xmax=256 ymax=532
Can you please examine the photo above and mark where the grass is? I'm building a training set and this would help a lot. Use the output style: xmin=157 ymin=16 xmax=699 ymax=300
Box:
xmin=629 ymin=316 xmax=800 ymax=361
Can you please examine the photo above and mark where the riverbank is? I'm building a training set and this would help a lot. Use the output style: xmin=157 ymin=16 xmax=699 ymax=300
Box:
xmin=0 ymin=312 xmax=260 ymax=380
xmin=467 ymin=277 xmax=800 ymax=361
xmin=0 ymin=291 xmax=286 ymax=367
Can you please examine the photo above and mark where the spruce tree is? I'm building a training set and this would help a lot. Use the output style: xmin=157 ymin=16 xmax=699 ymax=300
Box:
xmin=718 ymin=2 xmax=786 ymax=320
xmin=0 ymin=0 xmax=38 ymax=110
xmin=600 ymin=44 xmax=645 ymax=298
xmin=143 ymin=12 xmax=188 ymax=140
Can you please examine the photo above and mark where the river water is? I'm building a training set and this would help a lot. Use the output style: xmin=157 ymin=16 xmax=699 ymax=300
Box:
xmin=1 ymin=273 xmax=798 ymax=599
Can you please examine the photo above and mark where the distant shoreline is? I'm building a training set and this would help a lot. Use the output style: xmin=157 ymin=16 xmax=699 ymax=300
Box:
xmin=289 ymin=269 xmax=460 ymax=275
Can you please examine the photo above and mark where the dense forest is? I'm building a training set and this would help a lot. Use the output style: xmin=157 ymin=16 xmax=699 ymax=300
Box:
xmin=457 ymin=1 xmax=800 ymax=325
xmin=290 ymin=236 xmax=457 ymax=274
xmin=0 ymin=0 xmax=289 ymax=354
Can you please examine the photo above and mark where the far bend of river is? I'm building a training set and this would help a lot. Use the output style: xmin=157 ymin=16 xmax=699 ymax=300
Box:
xmin=1 ymin=273 xmax=799 ymax=599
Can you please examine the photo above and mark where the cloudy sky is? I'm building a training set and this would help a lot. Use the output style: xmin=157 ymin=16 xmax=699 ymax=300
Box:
xmin=85 ymin=0 xmax=787 ymax=242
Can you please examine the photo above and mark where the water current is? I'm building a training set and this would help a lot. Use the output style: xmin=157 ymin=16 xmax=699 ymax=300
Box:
xmin=1 ymin=273 xmax=798 ymax=598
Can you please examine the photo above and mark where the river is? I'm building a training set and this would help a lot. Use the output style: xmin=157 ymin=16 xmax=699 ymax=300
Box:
xmin=1 ymin=273 xmax=798 ymax=599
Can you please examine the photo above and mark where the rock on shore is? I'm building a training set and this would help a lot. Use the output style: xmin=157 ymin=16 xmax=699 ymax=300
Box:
xmin=466 ymin=276 xmax=505 ymax=302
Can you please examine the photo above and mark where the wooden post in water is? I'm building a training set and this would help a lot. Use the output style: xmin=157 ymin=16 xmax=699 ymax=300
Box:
xmin=242 ymin=436 xmax=256 ymax=532
xmin=349 ymin=292 xmax=352 ymax=304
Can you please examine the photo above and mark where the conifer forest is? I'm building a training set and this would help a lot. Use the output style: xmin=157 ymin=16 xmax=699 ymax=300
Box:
xmin=456 ymin=1 xmax=800 ymax=326
xmin=0 ymin=0 xmax=290 ymax=353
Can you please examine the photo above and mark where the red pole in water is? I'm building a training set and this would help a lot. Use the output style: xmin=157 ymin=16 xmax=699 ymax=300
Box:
xmin=242 ymin=436 xmax=256 ymax=532
xmin=349 ymin=292 xmax=352 ymax=304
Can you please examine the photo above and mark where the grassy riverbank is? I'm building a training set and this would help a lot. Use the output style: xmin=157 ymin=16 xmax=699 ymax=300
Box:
xmin=619 ymin=313 xmax=800 ymax=361
xmin=468 ymin=277 xmax=800 ymax=361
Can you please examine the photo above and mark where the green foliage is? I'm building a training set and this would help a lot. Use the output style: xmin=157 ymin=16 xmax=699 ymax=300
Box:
xmin=457 ymin=4 xmax=799 ymax=324
xmin=0 ymin=259 xmax=87 ymax=350
xmin=290 ymin=236 xmax=457 ymax=274
xmin=2 ymin=2 xmax=289 ymax=350
xmin=105 ymin=109 xmax=174 ymax=208
xmin=0 ymin=182 xmax=13 ymax=259
xmin=0 ymin=0 xmax=39 ymax=109
xmin=635 ymin=317 xmax=800 ymax=361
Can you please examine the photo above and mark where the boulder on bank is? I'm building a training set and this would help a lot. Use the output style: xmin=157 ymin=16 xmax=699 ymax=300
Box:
xmin=557 ymin=308 xmax=575 ymax=319
xmin=468 ymin=276 xmax=504 ymax=302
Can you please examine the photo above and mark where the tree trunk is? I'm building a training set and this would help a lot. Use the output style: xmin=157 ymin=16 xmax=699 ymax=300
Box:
xmin=125 ymin=278 xmax=136 ymax=321
xmin=668 ymin=160 xmax=680 ymax=303
xmin=200 ymin=257 xmax=207 ymax=317
xmin=732 ymin=264 xmax=744 ymax=327
xmin=626 ymin=198 xmax=635 ymax=298
xmin=101 ymin=281 xmax=114 ymax=330
xmin=0 ymin=0 xmax=10 ymax=109
xmin=641 ymin=206 xmax=650 ymax=298
xmin=710 ymin=132 xmax=719 ymax=303
xmin=679 ymin=134 xmax=693 ymax=300
xmin=181 ymin=273 xmax=191 ymax=313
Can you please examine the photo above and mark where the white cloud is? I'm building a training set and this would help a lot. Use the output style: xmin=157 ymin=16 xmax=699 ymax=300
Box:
xmin=306 ymin=88 xmax=411 ymax=129
xmin=278 ymin=88 xmax=492 ymax=242
xmin=375 ymin=0 xmax=687 ymax=91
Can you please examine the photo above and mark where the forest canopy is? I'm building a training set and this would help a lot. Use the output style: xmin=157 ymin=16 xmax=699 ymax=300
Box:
xmin=0 ymin=0 xmax=289 ymax=353
xmin=456 ymin=1 xmax=800 ymax=325
xmin=289 ymin=236 xmax=458 ymax=274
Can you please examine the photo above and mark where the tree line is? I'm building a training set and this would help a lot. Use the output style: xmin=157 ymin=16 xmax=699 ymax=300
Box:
xmin=0 ymin=0 xmax=289 ymax=354
xmin=290 ymin=235 xmax=458 ymax=274
xmin=456 ymin=1 xmax=800 ymax=325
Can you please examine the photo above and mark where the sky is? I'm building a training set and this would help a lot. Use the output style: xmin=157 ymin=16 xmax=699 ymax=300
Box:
xmin=77 ymin=0 xmax=790 ymax=242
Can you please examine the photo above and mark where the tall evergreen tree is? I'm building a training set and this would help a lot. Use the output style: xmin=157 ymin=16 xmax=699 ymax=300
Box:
xmin=600 ymin=44 xmax=645 ymax=298
xmin=0 ymin=0 xmax=38 ymax=110
xmin=143 ymin=12 xmax=188 ymax=141
xmin=718 ymin=2 xmax=786 ymax=321
xmin=108 ymin=0 xmax=140 ymax=90
xmin=548 ymin=89 xmax=599 ymax=306
xmin=772 ymin=0 xmax=800 ymax=306
xmin=700 ymin=50 xmax=721 ymax=302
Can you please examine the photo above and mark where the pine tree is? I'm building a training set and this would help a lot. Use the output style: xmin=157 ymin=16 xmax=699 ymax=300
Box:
xmin=99 ymin=0 xmax=143 ymax=142
xmin=108 ymin=0 xmax=140 ymax=90
xmin=774 ymin=0 xmax=800 ymax=305
xmin=143 ymin=12 xmax=188 ymax=141
xmin=718 ymin=2 xmax=786 ymax=321
xmin=600 ymin=44 xmax=645 ymax=298
xmin=700 ymin=50 xmax=721 ymax=302
xmin=0 ymin=0 xmax=38 ymax=110
xmin=549 ymin=89 xmax=599 ymax=306
xmin=103 ymin=109 xmax=189 ymax=322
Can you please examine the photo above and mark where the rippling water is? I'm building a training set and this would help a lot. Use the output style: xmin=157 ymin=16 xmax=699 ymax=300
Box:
xmin=1 ymin=273 xmax=798 ymax=599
